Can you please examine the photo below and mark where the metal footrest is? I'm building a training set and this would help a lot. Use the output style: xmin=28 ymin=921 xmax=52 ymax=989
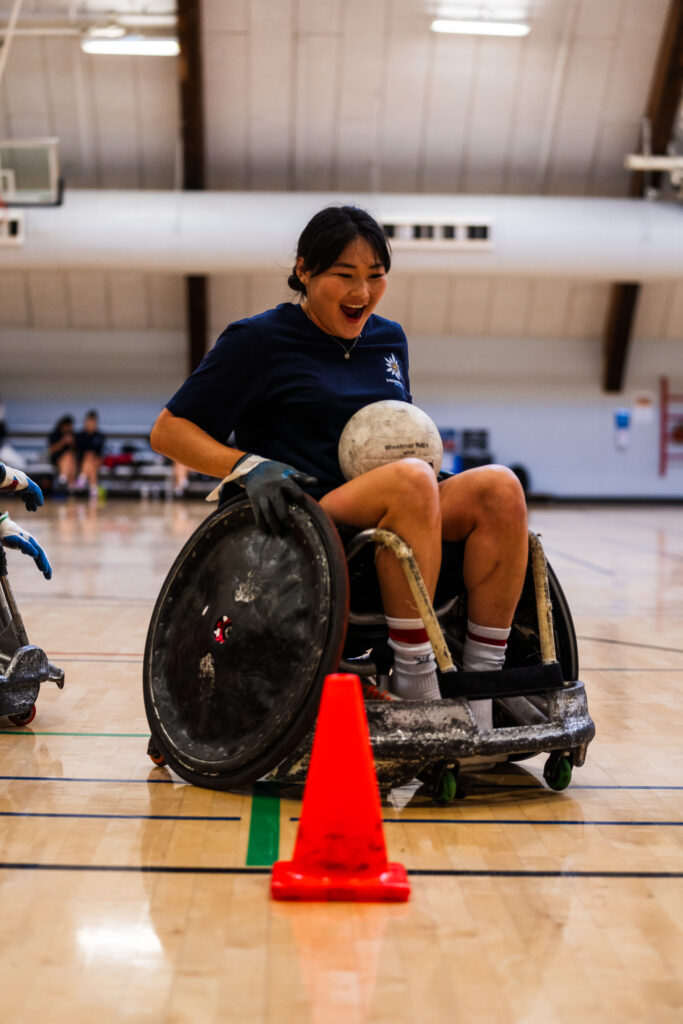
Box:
xmin=269 ymin=680 xmax=595 ymax=788
xmin=0 ymin=645 xmax=49 ymax=717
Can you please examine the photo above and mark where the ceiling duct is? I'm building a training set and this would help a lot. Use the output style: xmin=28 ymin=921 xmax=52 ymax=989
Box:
xmin=1 ymin=190 xmax=681 ymax=280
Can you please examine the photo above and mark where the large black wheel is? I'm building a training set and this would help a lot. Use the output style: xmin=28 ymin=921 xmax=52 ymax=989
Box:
xmin=144 ymin=495 xmax=349 ymax=790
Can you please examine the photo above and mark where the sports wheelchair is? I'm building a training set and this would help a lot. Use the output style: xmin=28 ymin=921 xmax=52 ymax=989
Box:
xmin=144 ymin=491 xmax=595 ymax=800
xmin=0 ymin=539 xmax=64 ymax=726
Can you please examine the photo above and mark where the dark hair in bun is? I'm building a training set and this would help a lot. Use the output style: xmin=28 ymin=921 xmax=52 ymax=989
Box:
xmin=288 ymin=205 xmax=391 ymax=294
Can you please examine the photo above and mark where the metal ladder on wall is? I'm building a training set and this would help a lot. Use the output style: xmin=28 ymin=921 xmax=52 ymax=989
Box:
xmin=659 ymin=377 xmax=683 ymax=476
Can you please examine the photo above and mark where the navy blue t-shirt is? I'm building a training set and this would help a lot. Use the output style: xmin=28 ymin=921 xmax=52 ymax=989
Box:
xmin=166 ymin=302 xmax=412 ymax=497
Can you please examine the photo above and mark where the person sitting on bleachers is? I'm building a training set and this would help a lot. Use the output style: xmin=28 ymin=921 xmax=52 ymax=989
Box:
xmin=75 ymin=410 xmax=106 ymax=499
xmin=48 ymin=415 xmax=77 ymax=493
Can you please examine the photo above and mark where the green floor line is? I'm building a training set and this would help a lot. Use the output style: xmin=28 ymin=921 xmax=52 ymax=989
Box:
xmin=246 ymin=782 xmax=281 ymax=866
xmin=0 ymin=731 xmax=148 ymax=737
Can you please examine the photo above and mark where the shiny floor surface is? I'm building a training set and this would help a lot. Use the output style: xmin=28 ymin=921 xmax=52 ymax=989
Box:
xmin=1 ymin=499 xmax=682 ymax=1023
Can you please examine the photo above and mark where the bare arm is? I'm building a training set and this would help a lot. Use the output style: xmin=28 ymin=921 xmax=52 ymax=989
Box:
xmin=150 ymin=408 xmax=246 ymax=479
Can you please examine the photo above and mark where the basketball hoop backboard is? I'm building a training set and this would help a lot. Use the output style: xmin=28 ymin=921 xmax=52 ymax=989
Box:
xmin=0 ymin=138 xmax=62 ymax=206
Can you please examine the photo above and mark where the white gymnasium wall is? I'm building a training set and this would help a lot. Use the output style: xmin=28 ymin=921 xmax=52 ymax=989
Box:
xmin=1 ymin=329 xmax=188 ymax=432
xmin=3 ymin=327 xmax=682 ymax=497
xmin=409 ymin=335 xmax=683 ymax=498
xmin=2 ymin=273 xmax=683 ymax=496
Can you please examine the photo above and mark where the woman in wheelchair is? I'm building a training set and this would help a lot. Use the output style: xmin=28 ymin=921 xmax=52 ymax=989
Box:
xmin=150 ymin=206 xmax=528 ymax=725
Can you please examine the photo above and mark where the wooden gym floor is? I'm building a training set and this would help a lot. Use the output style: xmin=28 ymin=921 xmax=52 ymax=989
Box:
xmin=0 ymin=498 xmax=682 ymax=1023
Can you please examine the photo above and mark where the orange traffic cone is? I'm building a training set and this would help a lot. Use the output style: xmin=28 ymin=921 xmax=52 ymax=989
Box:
xmin=271 ymin=673 xmax=410 ymax=902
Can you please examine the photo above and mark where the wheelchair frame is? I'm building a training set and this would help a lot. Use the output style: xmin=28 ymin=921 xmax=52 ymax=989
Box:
xmin=0 ymin=540 xmax=64 ymax=725
xmin=144 ymin=494 xmax=595 ymax=795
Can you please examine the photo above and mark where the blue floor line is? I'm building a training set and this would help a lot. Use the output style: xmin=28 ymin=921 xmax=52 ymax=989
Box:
xmin=542 ymin=548 xmax=615 ymax=576
xmin=582 ymin=668 xmax=683 ymax=672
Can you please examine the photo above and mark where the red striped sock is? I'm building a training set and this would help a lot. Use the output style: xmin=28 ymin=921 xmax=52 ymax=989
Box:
xmin=386 ymin=615 xmax=440 ymax=700
xmin=463 ymin=620 xmax=510 ymax=672
xmin=464 ymin=620 xmax=510 ymax=733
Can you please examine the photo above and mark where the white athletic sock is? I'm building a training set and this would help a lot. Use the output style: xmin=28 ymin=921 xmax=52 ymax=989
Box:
xmin=463 ymin=620 xmax=510 ymax=731
xmin=386 ymin=616 xmax=441 ymax=701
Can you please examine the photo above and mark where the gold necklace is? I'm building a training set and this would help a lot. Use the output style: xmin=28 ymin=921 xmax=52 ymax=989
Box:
xmin=329 ymin=334 xmax=361 ymax=359
xmin=301 ymin=302 xmax=362 ymax=359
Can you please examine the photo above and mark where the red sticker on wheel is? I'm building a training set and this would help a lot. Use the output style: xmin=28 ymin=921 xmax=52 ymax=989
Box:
xmin=213 ymin=615 xmax=232 ymax=644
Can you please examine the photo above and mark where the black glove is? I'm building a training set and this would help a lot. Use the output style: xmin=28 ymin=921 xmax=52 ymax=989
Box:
xmin=238 ymin=458 xmax=317 ymax=535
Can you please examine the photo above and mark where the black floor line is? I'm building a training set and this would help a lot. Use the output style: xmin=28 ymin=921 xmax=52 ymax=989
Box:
xmin=1 ymin=776 xmax=683 ymax=792
xmin=0 ymin=775 xmax=177 ymax=784
xmin=289 ymin=816 xmax=683 ymax=827
xmin=383 ymin=818 xmax=683 ymax=827
xmin=0 ymin=863 xmax=681 ymax=880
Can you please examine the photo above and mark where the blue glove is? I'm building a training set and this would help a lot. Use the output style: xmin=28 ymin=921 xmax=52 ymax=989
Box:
xmin=0 ymin=462 xmax=44 ymax=511
xmin=209 ymin=455 xmax=317 ymax=535
xmin=0 ymin=513 xmax=52 ymax=579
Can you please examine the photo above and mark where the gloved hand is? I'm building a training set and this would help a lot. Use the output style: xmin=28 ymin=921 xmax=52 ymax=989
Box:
xmin=0 ymin=462 xmax=44 ymax=511
xmin=0 ymin=512 xmax=52 ymax=579
xmin=207 ymin=454 xmax=317 ymax=535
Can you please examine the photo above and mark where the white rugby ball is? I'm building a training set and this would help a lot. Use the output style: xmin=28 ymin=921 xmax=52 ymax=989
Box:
xmin=338 ymin=400 xmax=443 ymax=480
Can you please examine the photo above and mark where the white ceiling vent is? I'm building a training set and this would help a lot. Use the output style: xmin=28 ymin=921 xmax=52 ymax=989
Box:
xmin=383 ymin=221 xmax=492 ymax=250
xmin=0 ymin=209 xmax=24 ymax=246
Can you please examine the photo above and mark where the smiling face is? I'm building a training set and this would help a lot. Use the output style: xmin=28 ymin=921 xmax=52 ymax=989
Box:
xmin=297 ymin=237 xmax=388 ymax=340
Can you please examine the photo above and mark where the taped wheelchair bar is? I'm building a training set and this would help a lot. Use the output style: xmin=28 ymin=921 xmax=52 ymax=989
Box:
xmin=344 ymin=526 xmax=455 ymax=675
xmin=0 ymin=541 xmax=65 ymax=727
xmin=529 ymin=531 xmax=558 ymax=666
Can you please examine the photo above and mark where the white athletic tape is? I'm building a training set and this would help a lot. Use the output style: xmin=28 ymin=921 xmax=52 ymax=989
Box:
xmin=205 ymin=454 xmax=268 ymax=502
xmin=0 ymin=513 xmax=25 ymax=538
xmin=0 ymin=465 xmax=28 ymax=491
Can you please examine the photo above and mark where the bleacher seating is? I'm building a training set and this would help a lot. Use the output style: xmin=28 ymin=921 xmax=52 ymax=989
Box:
xmin=1 ymin=429 xmax=211 ymax=499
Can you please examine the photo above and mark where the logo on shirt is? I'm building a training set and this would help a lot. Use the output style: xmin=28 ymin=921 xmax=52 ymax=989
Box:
xmin=385 ymin=353 xmax=404 ymax=388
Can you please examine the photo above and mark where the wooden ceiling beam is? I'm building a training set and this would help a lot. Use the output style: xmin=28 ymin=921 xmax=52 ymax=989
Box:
xmin=603 ymin=283 xmax=640 ymax=393
xmin=177 ymin=0 xmax=207 ymax=373
xmin=629 ymin=0 xmax=683 ymax=199
xmin=603 ymin=0 xmax=683 ymax=393
xmin=177 ymin=0 xmax=205 ymax=192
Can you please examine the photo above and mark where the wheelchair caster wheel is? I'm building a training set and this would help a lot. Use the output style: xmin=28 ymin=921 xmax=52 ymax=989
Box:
xmin=147 ymin=737 xmax=166 ymax=767
xmin=544 ymin=752 xmax=572 ymax=791
xmin=8 ymin=705 xmax=36 ymax=727
xmin=433 ymin=768 xmax=458 ymax=805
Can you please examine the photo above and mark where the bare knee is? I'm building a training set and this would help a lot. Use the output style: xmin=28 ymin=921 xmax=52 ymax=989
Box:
xmin=473 ymin=465 xmax=527 ymax=529
xmin=383 ymin=458 xmax=440 ymax=519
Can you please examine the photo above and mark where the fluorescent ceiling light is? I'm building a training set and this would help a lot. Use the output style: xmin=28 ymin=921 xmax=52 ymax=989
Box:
xmin=86 ymin=25 xmax=126 ymax=40
xmin=81 ymin=36 xmax=179 ymax=56
xmin=117 ymin=15 xmax=177 ymax=28
xmin=431 ymin=18 xmax=530 ymax=36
